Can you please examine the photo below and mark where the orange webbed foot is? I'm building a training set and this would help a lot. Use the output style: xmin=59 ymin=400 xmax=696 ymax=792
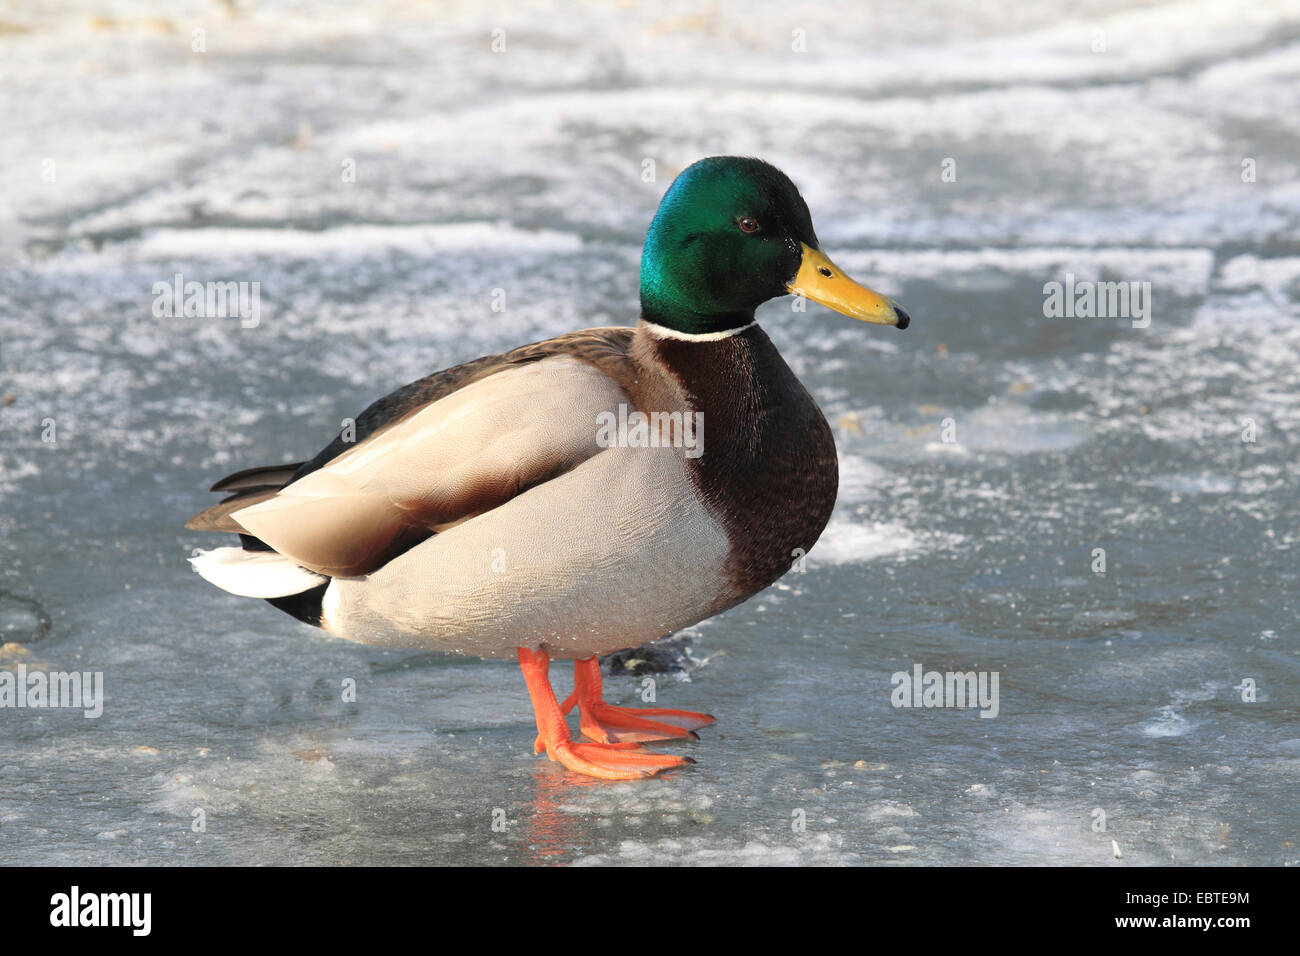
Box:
xmin=518 ymin=647 xmax=697 ymax=780
xmin=543 ymin=739 xmax=694 ymax=780
xmin=572 ymin=656 xmax=714 ymax=744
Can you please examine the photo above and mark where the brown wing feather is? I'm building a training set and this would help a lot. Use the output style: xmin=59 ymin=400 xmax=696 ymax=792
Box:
xmin=288 ymin=327 xmax=636 ymax=485
xmin=186 ymin=488 xmax=281 ymax=532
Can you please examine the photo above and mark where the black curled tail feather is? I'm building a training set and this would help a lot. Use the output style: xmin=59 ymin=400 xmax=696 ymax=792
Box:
xmin=191 ymin=461 xmax=328 ymax=628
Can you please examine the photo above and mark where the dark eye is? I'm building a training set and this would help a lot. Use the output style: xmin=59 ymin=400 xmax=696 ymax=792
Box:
xmin=737 ymin=216 xmax=760 ymax=234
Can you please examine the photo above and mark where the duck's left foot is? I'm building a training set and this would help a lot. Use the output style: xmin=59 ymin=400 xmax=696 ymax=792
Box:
xmin=567 ymin=656 xmax=715 ymax=744
xmin=541 ymin=739 xmax=694 ymax=780
xmin=518 ymin=647 xmax=695 ymax=780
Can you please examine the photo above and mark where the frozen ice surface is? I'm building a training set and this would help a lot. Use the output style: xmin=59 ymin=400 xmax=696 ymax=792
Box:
xmin=1 ymin=0 xmax=1298 ymax=865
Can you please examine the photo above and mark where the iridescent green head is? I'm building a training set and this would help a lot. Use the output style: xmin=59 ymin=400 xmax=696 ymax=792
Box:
xmin=639 ymin=156 xmax=910 ymax=336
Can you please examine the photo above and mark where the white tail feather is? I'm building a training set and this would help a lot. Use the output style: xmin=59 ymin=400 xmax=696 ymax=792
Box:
xmin=189 ymin=547 xmax=326 ymax=598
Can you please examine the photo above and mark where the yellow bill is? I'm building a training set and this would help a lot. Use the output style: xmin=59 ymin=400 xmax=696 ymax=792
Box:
xmin=787 ymin=243 xmax=910 ymax=328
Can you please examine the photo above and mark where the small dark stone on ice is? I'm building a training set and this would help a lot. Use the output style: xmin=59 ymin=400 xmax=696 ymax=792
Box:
xmin=604 ymin=634 xmax=696 ymax=675
xmin=0 ymin=590 xmax=52 ymax=644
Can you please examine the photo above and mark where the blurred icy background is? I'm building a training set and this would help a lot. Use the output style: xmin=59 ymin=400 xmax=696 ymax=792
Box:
xmin=1 ymin=0 xmax=1298 ymax=865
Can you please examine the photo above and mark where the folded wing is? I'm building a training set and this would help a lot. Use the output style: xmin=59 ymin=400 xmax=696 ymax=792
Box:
xmin=220 ymin=355 xmax=627 ymax=577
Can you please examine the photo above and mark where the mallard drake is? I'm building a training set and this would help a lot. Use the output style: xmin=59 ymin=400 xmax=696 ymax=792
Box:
xmin=187 ymin=156 xmax=910 ymax=780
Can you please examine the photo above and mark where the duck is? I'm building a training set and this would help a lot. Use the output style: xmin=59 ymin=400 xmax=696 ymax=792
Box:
xmin=186 ymin=156 xmax=911 ymax=780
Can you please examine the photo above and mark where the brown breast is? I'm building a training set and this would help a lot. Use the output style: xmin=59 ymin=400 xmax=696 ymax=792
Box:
xmin=633 ymin=324 xmax=838 ymax=602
